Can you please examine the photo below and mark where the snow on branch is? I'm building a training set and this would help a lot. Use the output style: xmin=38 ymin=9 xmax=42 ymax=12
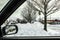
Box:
xmin=27 ymin=0 xmax=44 ymax=14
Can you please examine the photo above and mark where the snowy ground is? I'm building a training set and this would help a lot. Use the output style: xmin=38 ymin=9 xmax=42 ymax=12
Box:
xmin=3 ymin=22 xmax=60 ymax=37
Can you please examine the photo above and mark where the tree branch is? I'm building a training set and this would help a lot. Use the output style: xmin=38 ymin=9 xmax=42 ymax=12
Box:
xmin=47 ymin=7 xmax=60 ymax=16
xmin=33 ymin=0 xmax=44 ymax=14
xmin=47 ymin=0 xmax=60 ymax=14
xmin=47 ymin=6 xmax=56 ymax=13
xmin=27 ymin=0 xmax=44 ymax=14
xmin=33 ymin=0 xmax=44 ymax=9
xmin=47 ymin=0 xmax=52 ymax=4
xmin=47 ymin=0 xmax=57 ymax=10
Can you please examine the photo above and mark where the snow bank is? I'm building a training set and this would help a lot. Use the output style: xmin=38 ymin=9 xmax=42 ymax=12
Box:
xmin=15 ymin=22 xmax=49 ymax=36
xmin=3 ymin=22 xmax=60 ymax=37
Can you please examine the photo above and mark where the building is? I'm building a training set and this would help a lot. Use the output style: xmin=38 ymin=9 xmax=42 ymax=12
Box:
xmin=42 ymin=19 xmax=60 ymax=24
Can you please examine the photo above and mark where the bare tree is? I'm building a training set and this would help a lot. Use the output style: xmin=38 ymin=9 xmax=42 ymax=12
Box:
xmin=27 ymin=0 xmax=60 ymax=31
xmin=21 ymin=4 xmax=37 ymax=23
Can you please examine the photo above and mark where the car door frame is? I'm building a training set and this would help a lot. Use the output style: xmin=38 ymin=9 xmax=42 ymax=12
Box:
xmin=0 ymin=0 xmax=26 ymax=37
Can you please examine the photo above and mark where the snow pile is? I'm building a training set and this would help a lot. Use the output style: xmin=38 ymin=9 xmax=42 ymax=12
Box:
xmin=15 ymin=22 xmax=49 ymax=36
xmin=47 ymin=24 xmax=60 ymax=36
xmin=3 ymin=22 xmax=60 ymax=37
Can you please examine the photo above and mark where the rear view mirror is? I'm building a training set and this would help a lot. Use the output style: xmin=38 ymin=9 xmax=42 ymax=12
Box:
xmin=2 ymin=25 xmax=18 ymax=35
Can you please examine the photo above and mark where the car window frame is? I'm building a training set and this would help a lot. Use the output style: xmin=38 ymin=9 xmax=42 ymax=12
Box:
xmin=0 ymin=0 xmax=26 ymax=38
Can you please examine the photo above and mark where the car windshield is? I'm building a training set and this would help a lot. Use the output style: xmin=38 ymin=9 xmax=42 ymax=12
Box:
xmin=1 ymin=0 xmax=60 ymax=38
xmin=0 ymin=0 xmax=9 ymax=11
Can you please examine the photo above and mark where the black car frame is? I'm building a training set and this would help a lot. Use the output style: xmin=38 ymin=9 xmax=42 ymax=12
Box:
xmin=0 ymin=0 xmax=26 ymax=38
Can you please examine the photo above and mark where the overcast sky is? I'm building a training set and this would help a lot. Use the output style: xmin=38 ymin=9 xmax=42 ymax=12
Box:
xmin=0 ymin=0 xmax=60 ymax=20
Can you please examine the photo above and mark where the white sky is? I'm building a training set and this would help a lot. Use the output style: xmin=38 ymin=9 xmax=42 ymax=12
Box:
xmin=0 ymin=0 xmax=60 ymax=20
xmin=0 ymin=0 xmax=9 ymax=11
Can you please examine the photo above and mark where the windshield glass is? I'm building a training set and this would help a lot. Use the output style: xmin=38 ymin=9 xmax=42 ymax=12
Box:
xmin=1 ymin=0 xmax=60 ymax=38
xmin=0 ymin=0 xmax=9 ymax=11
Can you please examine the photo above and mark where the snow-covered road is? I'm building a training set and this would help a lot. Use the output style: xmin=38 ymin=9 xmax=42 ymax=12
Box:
xmin=47 ymin=24 xmax=60 ymax=33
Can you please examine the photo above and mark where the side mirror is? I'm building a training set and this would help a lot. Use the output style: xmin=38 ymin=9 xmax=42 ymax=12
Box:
xmin=2 ymin=25 xmax=18 ymax=36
